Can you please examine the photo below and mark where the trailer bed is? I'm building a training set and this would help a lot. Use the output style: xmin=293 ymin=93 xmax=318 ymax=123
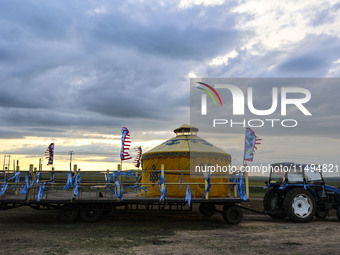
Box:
xmin=0 ymin=189 xmax=242 ymax=205
xmin=1 ymin=168 xmax=248 ymax=224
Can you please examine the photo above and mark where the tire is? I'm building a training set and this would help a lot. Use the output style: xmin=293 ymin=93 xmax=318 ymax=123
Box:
xmin=315 ymin=208 xmax=328 ymax=219
xmin=80 ymin=204 xmax=103 ymax=222
xmin=263 ymin=189 xmax=286 ymax=219
xmin=199 ymin=203 xmax=216 ymax=217
xmin=223 ymin=205 xmax=243 ymax=224
xmin=337 ymin=206 xmax=340 ymax=221
xmin=59 ymin=204 xmax=79 ymax=223
xmin=283 ymin=188 xmax=316 ymax=223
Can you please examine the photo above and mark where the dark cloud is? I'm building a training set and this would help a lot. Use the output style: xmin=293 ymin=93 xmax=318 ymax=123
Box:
xmin=0 ymin=0 xmax=242 ymax=141
xmin=274 ymin=35 xmax=340 ymax=76
xmin=90 ymin=22 xmax=240 ymax=60
xmin=205 ymin=33 xmax=340 ymax=78
xmin=278 ymin=56 xmax=326 ymax=72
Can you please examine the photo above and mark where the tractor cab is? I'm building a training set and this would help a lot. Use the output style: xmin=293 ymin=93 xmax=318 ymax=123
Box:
xmin=268 ymin=162 xmax=324 ymax=186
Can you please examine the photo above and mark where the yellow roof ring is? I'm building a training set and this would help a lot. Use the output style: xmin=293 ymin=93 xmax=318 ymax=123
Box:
xmin=174 ymin=124 xmax=198 ymax=136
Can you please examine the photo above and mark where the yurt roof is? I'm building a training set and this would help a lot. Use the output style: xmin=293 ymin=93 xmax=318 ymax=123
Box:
xmin=142 ymin=124 xmax=230 ymax=159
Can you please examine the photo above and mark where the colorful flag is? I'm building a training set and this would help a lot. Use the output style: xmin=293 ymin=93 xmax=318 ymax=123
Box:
xmin=45 ymin=143 xmax=54 ymax=165
xmin=133 ymin=146 xmax=142 ymax=168
xmin=244 ymin=128 xmax=261 ymax=161
xmin=120 ymin=127 xmax=132 ymax=161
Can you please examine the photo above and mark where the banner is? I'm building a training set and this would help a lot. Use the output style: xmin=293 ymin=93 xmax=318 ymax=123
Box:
xmin=244 ymin=128 xmax=261 ymax=161
xmin=120 ymin=127 xmax=132 ymax=161
xmin=45 ymin=143 xmax=54 ymax=165
xmin=133 ymin=146 xmax=142 ymax=167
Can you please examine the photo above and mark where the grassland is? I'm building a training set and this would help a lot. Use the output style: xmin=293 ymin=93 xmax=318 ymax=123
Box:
xmin=0 ymin=201 xmax=339 ymax=255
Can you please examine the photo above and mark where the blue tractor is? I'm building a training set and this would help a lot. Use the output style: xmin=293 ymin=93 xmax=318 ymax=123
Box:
xmin=263 ymin=163 xmax=340 ymax=223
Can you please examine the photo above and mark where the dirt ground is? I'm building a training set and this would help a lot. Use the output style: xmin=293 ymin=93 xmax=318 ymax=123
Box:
xmin=0 ymin=202 xmax=339 ymax=255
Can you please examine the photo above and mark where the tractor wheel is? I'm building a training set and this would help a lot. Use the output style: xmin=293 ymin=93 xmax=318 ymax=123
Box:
xmin=199 ymin=203 xmax=216 ymax=217
xmin=283 ymin=188 xmax=316 ymax=223
xmin=59 ymin=204 xmax=79 ymax=224
xmin=337 ymin=206 xmax=340 ymax=221
xmin=80 ymin=204 xmax=103 ymax=223
xmin=263 ymin=189 xmax=286 ymax=219
xmin=315 ymin=208 xmax=328 ymax=219
xmin=222 ymin=205 xmax=243 ymax=225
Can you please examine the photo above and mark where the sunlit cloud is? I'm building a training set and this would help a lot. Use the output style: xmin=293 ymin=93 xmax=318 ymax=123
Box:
xmin=178 ymin=0 xmax=225 ymax=9
xmin=208 ymin=50 xmax=239 ymax=66
xmin=187 ymin=71 xmax=198 ymax=78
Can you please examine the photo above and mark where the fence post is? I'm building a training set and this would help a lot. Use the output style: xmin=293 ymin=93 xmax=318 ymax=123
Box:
xmin=117 ymin=164 xmax=122 ymax=200
xmin=161 ymin=164 xmax=165 ymax=193
xmin=234 ymin=184 xmax=238 ymax=198
xmin=14 ymin=165 xmax=20 ymax=196
xmin=51 ymin=167 xmax=55 ymax=181
xmin=204 ymin=164 xmax=209 ymax=199
xmin=245 ymin=171 xmax=249 ymax=200
xmin=27 ymin=164 xmax=34 ymax=201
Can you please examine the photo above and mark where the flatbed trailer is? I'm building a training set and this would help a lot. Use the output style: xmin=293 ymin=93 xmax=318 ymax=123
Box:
xmin=0 ymin=164 xmax=248 ymax=224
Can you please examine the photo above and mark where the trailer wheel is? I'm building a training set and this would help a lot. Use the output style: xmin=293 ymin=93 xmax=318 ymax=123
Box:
xmin=59 ymin=204 xmax=79 ymax=224
xmin=283 ymin=188 xmax=315 ymax=223
xmin=337 ymin=206 xmax=340 ymax=221
xmin=222 ymin=205 xmax=243 ymax=225
xmin=80 ymin=204 xmax=103 ymax=223
xmin=199 ymin=203 xmax=216 ymax=217
xmin=263 ymin=189 xmax=286 ymax=219
xmin=315 ymin=208 xmax=328 ymax=219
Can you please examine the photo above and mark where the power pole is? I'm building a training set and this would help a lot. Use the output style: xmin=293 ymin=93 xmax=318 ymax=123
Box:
xmin=68 ymin=151 xmax=74 ymax=171
xmin=3 ymin=155 xmax=10 ymax=173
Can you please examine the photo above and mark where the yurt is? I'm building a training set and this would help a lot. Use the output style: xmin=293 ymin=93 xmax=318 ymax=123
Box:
xmin=140 ymin=124 xmax=231 ymax=198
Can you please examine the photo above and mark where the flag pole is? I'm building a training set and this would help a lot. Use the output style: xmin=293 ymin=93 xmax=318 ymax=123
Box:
xmin=243 ymin=128 xmax=248 ymax=200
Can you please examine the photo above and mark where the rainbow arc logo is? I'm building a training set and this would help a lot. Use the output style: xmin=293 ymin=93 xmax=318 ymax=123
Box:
xmin=196 ymin=82 xmax=222 ymax=106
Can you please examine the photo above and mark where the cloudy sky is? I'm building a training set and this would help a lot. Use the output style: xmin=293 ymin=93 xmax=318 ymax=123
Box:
xmin=1 ymin=0 xmax=340 ymax=175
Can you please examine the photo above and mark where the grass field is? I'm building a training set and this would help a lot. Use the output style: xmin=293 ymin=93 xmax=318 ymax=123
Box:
xmin=0 ymin=200 xmax=339 ymax=255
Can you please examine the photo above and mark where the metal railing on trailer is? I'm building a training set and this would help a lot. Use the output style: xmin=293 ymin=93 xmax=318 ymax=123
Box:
xmin=0 ymin=163 xmax=249 ymax=224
